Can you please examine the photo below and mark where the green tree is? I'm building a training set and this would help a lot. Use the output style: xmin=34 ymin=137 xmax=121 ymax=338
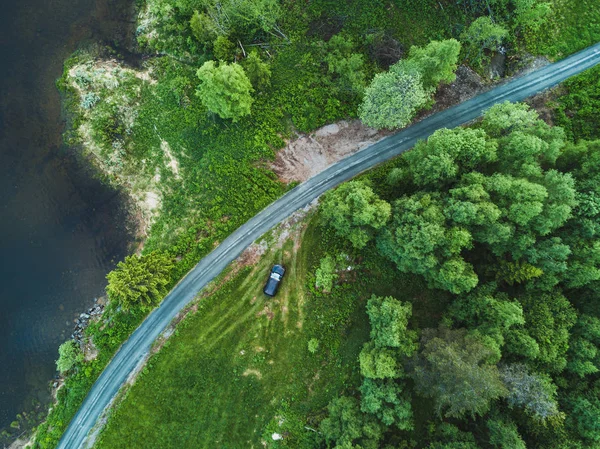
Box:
xmin=56 ymin=341 xmax=84 ymax=373
xmin=360 ymin=378 xmax=413 ymax=430
xmin=408 ymin=39 xmax=461 ymax=90
xmin=410 ymin=327 xmax=507 ymax=418
xmin=518 ymin=292 xmax=577 ymax=371
xmin=446 ymin=284 xmax=524 ymax=353
xmin=570 ymin=396 xmax=600 ymax=443
xmin=366 ymin=295 xmax=417 ymax=354
xmin=461 ymin=17 xmax=508 ymax=67
xmin=106 ymin=251 xmax=174 ymax=312
xmin=377 ymin=193 xmax=477 ymax=294
xmin=320 ymin=396 xmax=383 ymax=448
xmin=359 ymin=342 xmax=402 ymax=379
xmin=325 ymin=34 xmax=367 ymax=93
xmin=487 ymin=417 xmax=526 ymax=449
xmin=320 ymin=181 xmax=391 ymax=249
xmin=196 ymin=60 xmax=254 ymax=121
xmin=566 ymin=315 xmax=600 ymax=377
xmin=359 ymin=61 xmax=429 ymax=129
xmin=242 ymin=50 xmax=271 ymax=89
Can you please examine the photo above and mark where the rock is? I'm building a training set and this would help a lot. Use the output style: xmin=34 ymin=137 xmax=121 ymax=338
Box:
xmin=80 ymin=313 xmax=90 ymax=319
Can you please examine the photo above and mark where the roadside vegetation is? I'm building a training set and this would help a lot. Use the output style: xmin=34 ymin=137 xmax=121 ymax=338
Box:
xmin=11 ymin=0 xmax=600 ymax=447
xmin=97 ymin=102 xmax=600 ymax=448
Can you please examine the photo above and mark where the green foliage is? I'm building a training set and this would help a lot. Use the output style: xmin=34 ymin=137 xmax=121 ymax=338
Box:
xmin=359 ymin=61 xmax=428 ymax=130
xmin=377 ymin=193 xmax=477 ymax=294
xmin=320 ymin=181 xmax=391 ymax=249
xmin=106 ymin=252 xmax=174 ymax=312
xmin=366 ymin=295 xmax=417 ymax=354
xmin=325 ymin=34 xmax=367 ymax=94
xmin=56 ymin=341 xmax=84 ymax=374
xmin=242 ymin=50 xmax=271 ymax=90
xmin=486 ymin=417 xmax=526 ymax=449
xmin=411 ymin=327 xmax=507 ymax=418
xmin=196 ymin=60 xmax=254 ymax=120
xmin=569 ymin=396 xmax=600 ymax=443
xmin=460 ymin=17 xmax=508 ymax=68
xmin=320 ymin=396 xmax=383 ymax=448
xmin=315 ymin=254 xmax=338 ymax=293
xmin=496 ymin=260 xmax=543 ymax=285
xmin=407 ymin=39 xmax=461 ymax=90
xmin=518 ymin=292 xmax=577 ymax=371
xmin=566 ymin=315 xmax=600 ymax=377
xmin=446 ymin=284 xmax=524 ymax=352
xmin=360 ymin=378 xmax=413 ymax=430
xmin=553 ymin=66 xmax=600 ymax=142
xmin=212 ymin=35 xmax=237 ymax=61
xmin=307 ymin=338 xmax=319 ymax=354
xmin=359 ymin=342 xmax=402 ymax=379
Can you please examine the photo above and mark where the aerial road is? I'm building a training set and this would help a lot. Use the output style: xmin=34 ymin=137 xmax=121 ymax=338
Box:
xmin=58 ymin=42 xmax=600 ymax=449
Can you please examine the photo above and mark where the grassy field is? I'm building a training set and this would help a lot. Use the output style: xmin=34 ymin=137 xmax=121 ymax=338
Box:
xmin=93 ymin=207 xmax=443 ymax=448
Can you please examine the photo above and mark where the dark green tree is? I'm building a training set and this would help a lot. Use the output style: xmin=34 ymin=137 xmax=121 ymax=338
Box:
xmin=410 ymin=327 xmax=507 ymax=418
xmin=360 ymin=378 xmax=413 ymax=430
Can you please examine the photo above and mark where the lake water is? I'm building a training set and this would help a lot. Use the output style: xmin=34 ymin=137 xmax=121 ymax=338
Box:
xmin=0 ymin=0 xmax=135 ymax=428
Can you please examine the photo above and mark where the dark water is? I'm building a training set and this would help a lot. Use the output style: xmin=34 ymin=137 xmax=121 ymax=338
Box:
xmin=0 ymin=0 xmax=135 ymax=428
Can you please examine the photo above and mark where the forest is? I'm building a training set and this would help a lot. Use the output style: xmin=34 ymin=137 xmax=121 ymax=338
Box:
xmin=10 ymin=0 xmax=600 ymax=448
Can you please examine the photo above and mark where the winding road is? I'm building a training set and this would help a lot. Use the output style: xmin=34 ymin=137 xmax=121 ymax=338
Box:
xmin=58 ymin=42 xmax=600 ymax=449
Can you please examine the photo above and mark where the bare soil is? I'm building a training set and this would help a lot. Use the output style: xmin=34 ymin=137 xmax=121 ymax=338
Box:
xmin=271 ymin=65 xmax=485 ymax=184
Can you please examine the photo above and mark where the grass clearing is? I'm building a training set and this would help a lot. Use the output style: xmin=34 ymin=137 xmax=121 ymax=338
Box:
xmin=94 ymin=209 xmax=440 ymax=448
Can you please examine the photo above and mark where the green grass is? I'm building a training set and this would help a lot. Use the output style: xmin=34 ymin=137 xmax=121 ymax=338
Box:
xmin=94 ymin=212 xmax=439 ymax=448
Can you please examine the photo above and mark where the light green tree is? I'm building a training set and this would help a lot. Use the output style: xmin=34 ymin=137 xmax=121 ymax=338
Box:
xmin=196 ymin=61 xmax=254 ymax=121
xmin=106 ymin=251 xmax=174 ymax=312
xmin=56 ymin=341 xmax=84 ymax=373
xmin=359 ymin=61 xmax=429 ymax=129
xmin=320 ymin=181 xmax=391 ymax=249
xmin=366 ymin=295 xmax=417 ymax=355
xmin=408 ymin=39 xmax=462 ymax=90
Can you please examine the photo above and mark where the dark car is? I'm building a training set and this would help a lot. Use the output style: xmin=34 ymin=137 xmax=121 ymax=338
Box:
xmin=264 ymin=264 xmax=285 ymax=296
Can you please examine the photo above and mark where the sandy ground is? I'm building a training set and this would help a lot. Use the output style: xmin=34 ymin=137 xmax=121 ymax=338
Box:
xmin=271 ymin=121 xmax=393 ymax=183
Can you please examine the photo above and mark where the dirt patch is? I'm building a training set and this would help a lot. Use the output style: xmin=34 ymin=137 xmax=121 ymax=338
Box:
xmin=257 ymin=306 xmax=275 ymax=320
xmin=242 ymin=369 xmax=263 ymax=379
xmin=271 ymin=121 xmax=392 ymax=183
xmin=524 ymin=86 xmax=563 ymax=126
xmin=429 ymin=65 xmax=486 ymax=113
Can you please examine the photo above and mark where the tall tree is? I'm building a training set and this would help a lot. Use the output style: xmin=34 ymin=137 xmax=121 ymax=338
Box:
xmin=498 ymin=363 xmax=560 ymax=420
xmin=360 ymin=378 xmax=413 ymax=430
xmin=359 ymin=61 xmax=429 ymax=129
xmin=410 ymin=327 xmax=507 ymax=418
xmin=408 ymin=39 xmax=462 ymax=90
xmin=366 ymin=295 xmax=417 ymax=354
xmin=106 ymin=251 xmax=174 ymax=312
xmin=196 ymin=61 xmax=254 ymax=121
xmin=320 ymin=181 xmax=391 ymax=249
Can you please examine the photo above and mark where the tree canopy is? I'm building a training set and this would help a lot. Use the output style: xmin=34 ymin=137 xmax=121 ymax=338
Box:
xmin=106 ymin=251 xmax=174 ymax=312
xmin=196 ymin=61 xmax=254 ymax=121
